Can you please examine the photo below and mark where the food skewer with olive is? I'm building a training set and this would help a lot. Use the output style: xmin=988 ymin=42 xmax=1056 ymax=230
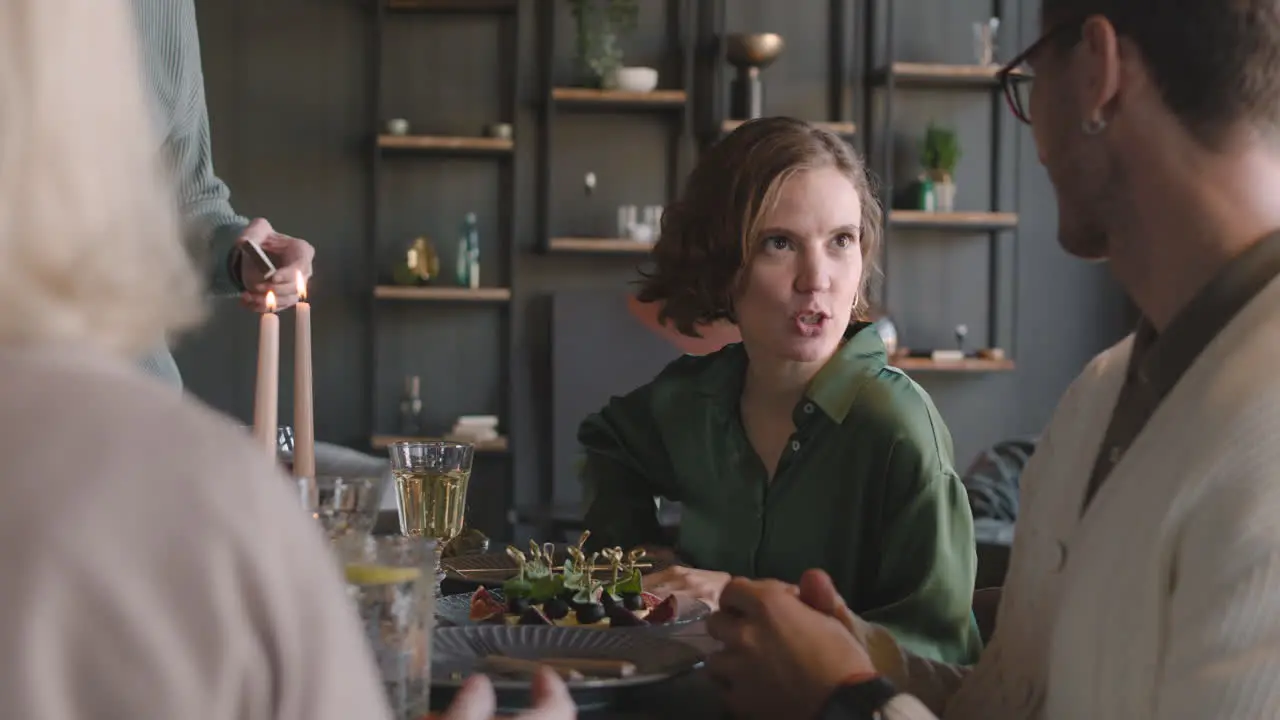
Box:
xmin=466 ymin=535 xmax=679 ymax=627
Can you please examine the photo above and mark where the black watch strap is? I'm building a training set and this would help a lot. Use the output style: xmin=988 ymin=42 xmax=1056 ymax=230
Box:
xmin=817 ymin=676 xmax=899 ymax=720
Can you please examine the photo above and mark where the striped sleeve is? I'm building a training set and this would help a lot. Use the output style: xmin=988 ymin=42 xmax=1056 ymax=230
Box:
xmin=134 ymin=0 xmax=247 ymax=295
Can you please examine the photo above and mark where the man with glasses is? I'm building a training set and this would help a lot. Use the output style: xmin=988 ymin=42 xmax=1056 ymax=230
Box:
xmin=703 ymin=1 xmax=1280 ymax=718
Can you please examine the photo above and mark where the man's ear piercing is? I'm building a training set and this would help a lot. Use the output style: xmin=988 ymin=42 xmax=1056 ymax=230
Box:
xmin=1082 ymin=117 xmax=1108 ymax=135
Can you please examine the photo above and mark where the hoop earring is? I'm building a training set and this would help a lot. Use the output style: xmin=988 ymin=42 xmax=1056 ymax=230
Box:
xmin=1082 ymin=117 xmax=1108 ymax=136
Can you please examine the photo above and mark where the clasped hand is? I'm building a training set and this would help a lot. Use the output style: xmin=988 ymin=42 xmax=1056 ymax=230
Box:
xmin=643 ymin=563 xmax=733 ymax=610
xmin=705 ymin=569 xmax=878 ymax=719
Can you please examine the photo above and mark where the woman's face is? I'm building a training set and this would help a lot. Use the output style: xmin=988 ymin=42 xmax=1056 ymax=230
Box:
xmin=733 ymin=166 xmax=864 ymax=366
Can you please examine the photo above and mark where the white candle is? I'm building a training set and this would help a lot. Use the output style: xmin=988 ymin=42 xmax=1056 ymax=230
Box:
xmin=253 ymin=291 xmax=280 ymax=455
xmin=293 ymin=272 xmax=316 ymax=479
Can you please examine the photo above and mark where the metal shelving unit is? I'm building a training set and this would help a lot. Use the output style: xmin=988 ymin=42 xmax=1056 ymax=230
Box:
xmin=862 ymin=0 xmax=1019 ymax=373
xmin=366 ymin=0 xmax=520 ymax=535
xmin=536 ymin=0 xmax=697 ymax=257
xmin=700 ymin=0 xmax=859 ymax=146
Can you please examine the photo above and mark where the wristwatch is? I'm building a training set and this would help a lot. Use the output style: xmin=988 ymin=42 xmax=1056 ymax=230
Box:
xmin=817 ymin=675 xmax=900 ymax=720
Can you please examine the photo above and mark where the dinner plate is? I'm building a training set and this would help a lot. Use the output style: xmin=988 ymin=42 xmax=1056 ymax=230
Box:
xmin=435 ymin=588 xmax=712 ymax=630
xmin=430 ymin=624 xmax=704 ymax=711
xmin=442 ymin=547 xmax=673 ymax=587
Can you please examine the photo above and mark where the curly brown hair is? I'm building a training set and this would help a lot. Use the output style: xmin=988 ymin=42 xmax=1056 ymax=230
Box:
xmin=636 ymin=117 xmax=882 ymax=338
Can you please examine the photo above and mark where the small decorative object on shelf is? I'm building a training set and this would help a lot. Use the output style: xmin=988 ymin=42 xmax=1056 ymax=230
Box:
xmin=386 ymin=117 xmax=410 ymax=136
xmin=616 ymin=205 xmax=637 ymax=238
xmin=916 ymin=174 xmax=936 ymax=212
xmin=897 ymin=324 xmax=1006 ymax=365
xmin=612 ymin=66 xmax=658 ymax=93
xmin=483 ymin=122 xmax=513 ymax=140
xmin=450 ymin=415 xmax=500 ymax=444
xmin=973 ymin=18 xmax=1001 ymax=66
xmin=399 ymin=376 xmax=424 ymax=437
xmin=615 ymin=204 xmax=663 ymax=242
xmin=870 ymin=310 xmax=899 ymax=357
xmin=725 ymin=33 xmax=785 ymax=120
xmin=922 ymin=323 xmax=969 ymax=362
xmin=391 ymin=236 xmax=440 ymax=286
xmin=641 ymin=205 xmax=664 ymax=236
xmin=978 ymin=347 xmax=1006 ymax=362
xmin=584 ymin=171 xmax=598 ymax=196
xmin=922 ymin=122 xmax=961 ymax=213
xmin=455 ymin=212 xmax=480 ymax=289
xmin=568 ymin=0 xmax=639 ymax=88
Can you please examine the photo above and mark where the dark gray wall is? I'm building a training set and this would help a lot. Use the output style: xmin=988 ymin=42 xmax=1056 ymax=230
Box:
xmin=178 ymin=0 xmax=1131 ymax=539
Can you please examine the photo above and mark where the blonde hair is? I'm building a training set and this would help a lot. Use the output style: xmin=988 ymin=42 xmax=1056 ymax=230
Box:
xmin=0 ymin=0 xmax=204 ymax=357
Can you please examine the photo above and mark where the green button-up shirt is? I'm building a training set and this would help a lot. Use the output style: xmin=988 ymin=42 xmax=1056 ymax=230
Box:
xmin=578 ymin=322 xmax=982 ymax=664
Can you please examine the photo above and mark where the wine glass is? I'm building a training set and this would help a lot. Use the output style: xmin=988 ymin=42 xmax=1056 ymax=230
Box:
xmin=385 ymin=440 xmax=474 ymax=596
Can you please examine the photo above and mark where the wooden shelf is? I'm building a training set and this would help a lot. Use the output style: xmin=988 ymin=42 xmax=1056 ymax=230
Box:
xmin=547 ymin=237 xmax=655 ymax=254
xmin=721 ymin=119 xmax=856 ymax=135
xmin=387 ymin=0 xmax=517 ymax=13
xmin=551 ymin=87 xmax=687 ymax=109
xmin=871 ymin=63 xmax=1025 ymax=88
xmin=371 ymin=434 xmax=509 ymax=453
xmin=377 ymin=134 xmax=513 ymax=154
xmin=373 ymin=285 xmax=511 ymax=302
xmin=893 ymin=356 xmax=1016 ymax=373
xmin=890 ymin=211 xmax=1018 ymax=231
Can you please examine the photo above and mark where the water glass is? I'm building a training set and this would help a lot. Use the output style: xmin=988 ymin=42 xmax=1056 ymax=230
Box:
xmin=974 ymin=19 xmax=999 ymax=66
xmin=339 ymin=535 xmax=436 ymax=720
xmin=616 ymin=204 xmax=638 ymax=238
xmin=386 ymin=440 xmax=474 ymax=595
xmin=297 ymin=474 xmax=388 ymax=541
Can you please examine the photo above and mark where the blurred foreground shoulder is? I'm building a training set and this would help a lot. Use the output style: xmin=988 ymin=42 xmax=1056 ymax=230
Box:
xmin=0 ymin=348 xmax=390 ymax=720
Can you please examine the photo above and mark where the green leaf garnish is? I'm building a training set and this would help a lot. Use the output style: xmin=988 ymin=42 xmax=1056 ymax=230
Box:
xmin=614 ymin=568 xmax=642 ymax=595
xmin=563 ymin=565 xmax=586 ymax=592
xmin=502 ymin=577 xmax=533 ymax=598
xmin=530 ymin=574 xmax=564 ymax=602
xmin=573 ymin=582 xmax=601 ymax=605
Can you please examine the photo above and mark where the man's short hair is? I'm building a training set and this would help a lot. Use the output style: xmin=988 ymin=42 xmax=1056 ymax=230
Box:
xmin=1043 ymin=0 xmax=1280 ymax=147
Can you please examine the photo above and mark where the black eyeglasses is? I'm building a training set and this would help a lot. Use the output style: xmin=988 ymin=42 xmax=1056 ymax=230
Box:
xmin=996 ymin=17 xmax=1086 ymax=125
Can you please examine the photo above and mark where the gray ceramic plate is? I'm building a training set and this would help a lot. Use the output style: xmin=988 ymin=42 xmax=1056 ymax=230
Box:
xmin=435 ymin=589 xmax=711 ymax=630
xmin=431 ymin=625 xmax=704 ymax=710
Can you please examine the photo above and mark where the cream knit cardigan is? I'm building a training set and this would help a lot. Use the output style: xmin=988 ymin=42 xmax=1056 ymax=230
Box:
xmin=864 ymin=275 xmax=1280 ymax=720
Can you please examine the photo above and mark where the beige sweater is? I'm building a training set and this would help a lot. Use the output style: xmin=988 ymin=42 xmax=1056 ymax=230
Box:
xmin=862 ymin=275 xmax=1280 ymax=719
xmin=0 ymin=346 xmax=391 ymax=719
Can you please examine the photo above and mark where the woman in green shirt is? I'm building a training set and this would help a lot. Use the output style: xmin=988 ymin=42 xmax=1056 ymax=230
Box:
xmin=578 ymin=118 xmax=981 ymax=664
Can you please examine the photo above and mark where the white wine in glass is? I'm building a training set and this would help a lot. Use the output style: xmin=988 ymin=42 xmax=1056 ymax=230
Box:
xmin=386 ymin=440 xmax=475 ymax=595
xmin=392 ymin=467 xmax=470 ymax=543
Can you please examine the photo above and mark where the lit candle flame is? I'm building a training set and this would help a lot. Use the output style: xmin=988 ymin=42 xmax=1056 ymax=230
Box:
xmin=266 ymin=290 xmax=277 ymax=313
xmin=296 ymin=270 xmax=307 ymax=301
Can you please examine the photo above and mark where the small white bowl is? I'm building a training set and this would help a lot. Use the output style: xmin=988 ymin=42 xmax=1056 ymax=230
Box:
xmin=612 ymin=66 xmax=659 ymax=93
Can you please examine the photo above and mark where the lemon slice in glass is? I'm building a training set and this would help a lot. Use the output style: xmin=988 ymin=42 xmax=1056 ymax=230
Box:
xmin=344 ymin=563 xmax=423 ymax=586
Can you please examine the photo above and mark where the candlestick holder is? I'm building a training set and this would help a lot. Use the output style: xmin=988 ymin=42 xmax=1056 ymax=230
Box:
xmin=725 ymin=33 xmax=785 ymax=120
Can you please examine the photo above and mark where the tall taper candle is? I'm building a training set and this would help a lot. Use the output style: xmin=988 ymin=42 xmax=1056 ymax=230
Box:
xmin=253 ymin=291 xmax=280 ymax=455
xmin=293 ymin=272 xmax=315 ymax=479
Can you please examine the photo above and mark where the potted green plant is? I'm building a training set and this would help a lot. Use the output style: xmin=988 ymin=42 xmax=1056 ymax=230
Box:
xmin=569 ymin=0 xmax=640 ymax=89
xmin=921 ymin=123 xmax=961 ymax=212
